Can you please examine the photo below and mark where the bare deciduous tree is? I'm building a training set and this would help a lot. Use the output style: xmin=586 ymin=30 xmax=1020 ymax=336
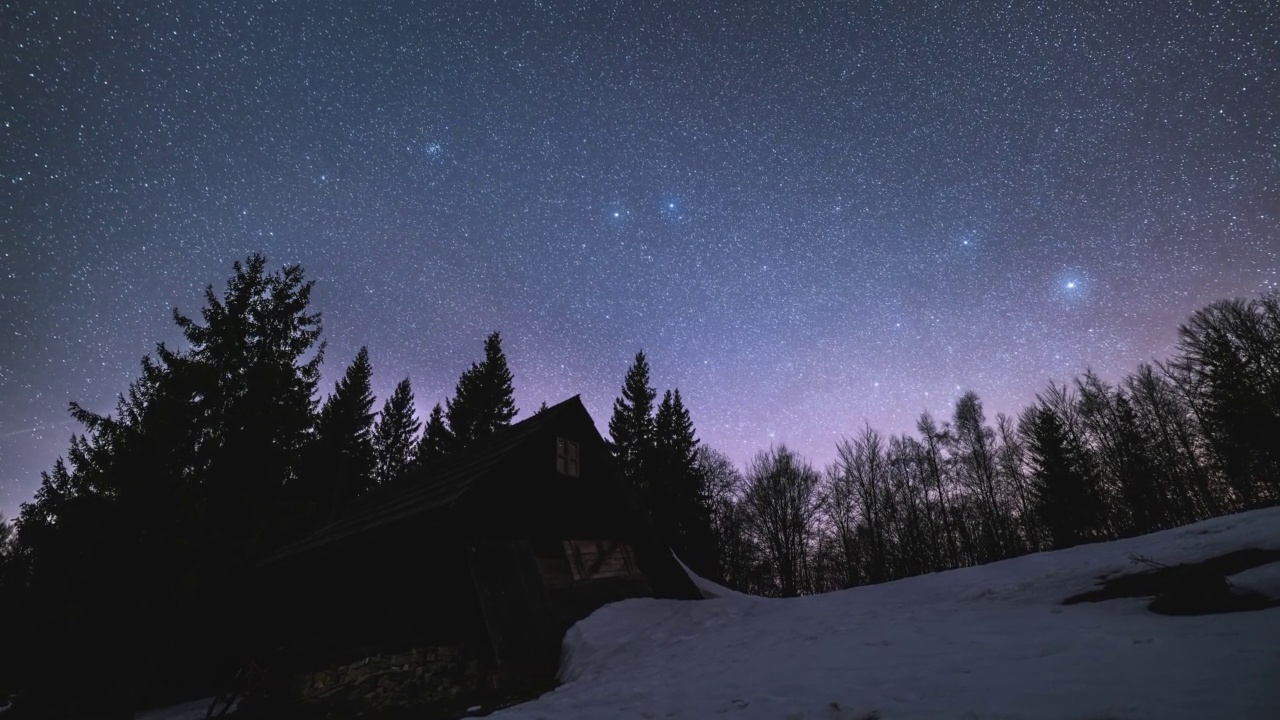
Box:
xmin=741 ymin=446 xmax=822 ymax=597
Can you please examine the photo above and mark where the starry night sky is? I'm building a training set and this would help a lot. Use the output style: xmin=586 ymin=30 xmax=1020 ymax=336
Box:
xmin=3 ymin=1 xmax=1277 ymax=518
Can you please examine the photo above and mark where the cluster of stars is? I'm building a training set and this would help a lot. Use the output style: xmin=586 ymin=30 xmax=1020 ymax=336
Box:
xmin=1 ymin=1 xmax=1276 ymax=517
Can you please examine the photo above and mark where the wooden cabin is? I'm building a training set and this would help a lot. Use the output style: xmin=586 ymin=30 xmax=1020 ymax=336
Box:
xmin=254 ymin=396 xmax=700 ymax=713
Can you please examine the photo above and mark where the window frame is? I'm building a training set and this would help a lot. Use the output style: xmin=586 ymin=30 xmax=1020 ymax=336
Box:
xmin=556 ymin=437 xmax=580 ymax=477
xmin=562 ymin=539 xmax=639 ymax=581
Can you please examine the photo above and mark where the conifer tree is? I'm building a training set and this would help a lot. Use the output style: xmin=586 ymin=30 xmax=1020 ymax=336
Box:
xmin=310 ymin=347 xmax=376 ymax=520
xmin=608 ymin=351 xmax=657 ymax=496
xmin=652 ymin=389 xmax=718 ymax=576
xmin=1020 ymin=404 xmax=1106 ymax=549
xmin=415 ymin=403 xmax=452 ymax=472
xmin=166 ymin=255 xmax=325 ymax=552
xmin=445 ymin=332 xmax=518 ymax=452
xmin=373 ymin=378 xmax=422 ymax=486
xmin=3 ymin=255 xmax=325 ymax=714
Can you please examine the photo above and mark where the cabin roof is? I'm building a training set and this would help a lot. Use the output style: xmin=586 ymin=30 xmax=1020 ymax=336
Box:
xmin=263 ymin=395 xmax=595 ymax=564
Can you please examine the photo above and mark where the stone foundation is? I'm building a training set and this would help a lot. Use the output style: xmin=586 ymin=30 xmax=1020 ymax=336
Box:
xmin=295 ymin=646 xmax=493 ymax=714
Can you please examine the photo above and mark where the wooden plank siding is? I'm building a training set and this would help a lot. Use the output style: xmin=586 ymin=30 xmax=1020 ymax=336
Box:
xmin=468 ymin=539 xmax=560 ymax=678
xmin=563 ymin=539 xmax=640 ymax=581
xmin=254 ymin=396 xmax=702 ymax=706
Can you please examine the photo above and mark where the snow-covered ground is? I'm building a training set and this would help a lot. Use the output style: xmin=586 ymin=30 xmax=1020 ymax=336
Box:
xmin=134 ymin=509 xmax=1280 ymax=720
xmin=493 ymin=507 xmax=1280 ymax=720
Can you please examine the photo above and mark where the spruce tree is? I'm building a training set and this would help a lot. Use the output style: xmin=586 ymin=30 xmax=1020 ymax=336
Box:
xmin=652 ymin=389 xmax=718 ymax=576
xmin=5 ymin=255 xmax=325 ymax=714
xmin=445 ymin=332 xmax=518 ymax=452
xmin=415 ymin=403 xmax=452 ymax=472
xmin=309 ymin=347 xmax=376 ymax=521
xmin=1020 ymin=405 xmax=1105 ymax=549
xmin=165 ymin=255 xmax=324 ymax=552
xmin=608 ymin=351 xmax=657 ymax=496
xmin=373 ymin=378 xmax=422 ymax=486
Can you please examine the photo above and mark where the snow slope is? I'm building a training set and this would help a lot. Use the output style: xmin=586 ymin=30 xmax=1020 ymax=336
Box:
xmin=493 ymin=507 xmax=1280 ymax=720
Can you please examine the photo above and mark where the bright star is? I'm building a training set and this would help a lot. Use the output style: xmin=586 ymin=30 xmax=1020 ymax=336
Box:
xmin=1066 ymin=281 xmax=1077 ymax=289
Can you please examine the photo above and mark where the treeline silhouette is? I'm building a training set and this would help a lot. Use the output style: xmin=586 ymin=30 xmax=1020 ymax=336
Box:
xmin=0 ymin=255 xmax=1275 ymax=715
xmin=0 ymin=256 xmax=527 ymax=717
xmin=699 ymin=294 xmax=1280 ymax=597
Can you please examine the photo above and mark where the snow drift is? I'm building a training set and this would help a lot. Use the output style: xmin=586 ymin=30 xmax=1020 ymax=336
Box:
xmin=492 ymin=507 xmax=1280 ymax=720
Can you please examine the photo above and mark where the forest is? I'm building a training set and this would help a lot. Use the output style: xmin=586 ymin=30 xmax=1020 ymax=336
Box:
xmin=0 ymin=255 xmax=1277 ymax=715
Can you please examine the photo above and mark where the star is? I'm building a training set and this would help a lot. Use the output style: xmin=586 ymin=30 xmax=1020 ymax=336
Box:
xmin=2 ymin=0 xmax=1273 ymax=518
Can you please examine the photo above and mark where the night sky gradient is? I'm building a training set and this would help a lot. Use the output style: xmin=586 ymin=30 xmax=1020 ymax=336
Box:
xmin=3 ymin=1 xmax=1277 ymax=518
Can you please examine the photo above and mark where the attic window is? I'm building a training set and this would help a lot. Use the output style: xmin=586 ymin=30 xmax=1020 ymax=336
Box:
xmin=556 ymin=437 xmax=579 ymax=477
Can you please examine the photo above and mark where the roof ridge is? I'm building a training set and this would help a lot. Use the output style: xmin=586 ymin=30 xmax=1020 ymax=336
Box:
xmin=261 ymin=394 xmax=588 ymax=564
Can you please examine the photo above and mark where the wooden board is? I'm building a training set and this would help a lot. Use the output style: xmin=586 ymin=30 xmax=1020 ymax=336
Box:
xmin=564 ymin=539 xmax=640 ymax=580
xmin=468 ymin=539 xmax=560 ymax=678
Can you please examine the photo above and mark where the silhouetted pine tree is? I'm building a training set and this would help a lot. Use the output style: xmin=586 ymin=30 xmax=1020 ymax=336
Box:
xmin=445 ymin=332 xmax=518 ymax=452
xmin=608 ymin=351 xmax=657 ymax=498
xmin=306 ymin=347 xmax=376 ymax=523
xmin=1021 ymin=404 xmax=1106 ymax=549
xmin=373 ymin=378 xmax=422 ymax=486
xmin=166 ymin=255 xmax=324 ymax=556
xmin=5 ymin=255 xmax=324 ymax=715
xmin=651 ymin=389 xmax=718 ymax=577
xmin=415 ymin=403 xmax=452 ymax=473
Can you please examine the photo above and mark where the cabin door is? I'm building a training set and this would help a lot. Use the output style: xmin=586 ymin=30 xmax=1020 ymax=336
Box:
xmin=467 ymin=539 xmax=560 ymax=677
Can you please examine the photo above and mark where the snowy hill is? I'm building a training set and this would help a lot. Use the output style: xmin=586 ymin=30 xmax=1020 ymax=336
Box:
xmin=492 ymin=508 xmax=1280 ymax=720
